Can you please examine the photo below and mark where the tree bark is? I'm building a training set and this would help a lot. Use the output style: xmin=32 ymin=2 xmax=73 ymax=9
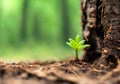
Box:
xmin=81 ymin=0 xmax=103 ymax=62
xmin=101 ymin=0 xmax=120 ymax=64
xmin=81 ymin=0 xmax=120 ymax=64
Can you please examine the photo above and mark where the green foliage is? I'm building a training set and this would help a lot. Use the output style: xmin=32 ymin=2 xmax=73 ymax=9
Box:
xmin=0 ymin=0 xmax=80 ymax=46
xmin=66 ymin=35 xmax=90 ymax=60
xmin=0 ymin=0 xmax=81 ymax=61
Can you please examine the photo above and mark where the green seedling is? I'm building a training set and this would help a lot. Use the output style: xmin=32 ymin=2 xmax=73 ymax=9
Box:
xmin=66 ymin=35 xmax=90 ymax=60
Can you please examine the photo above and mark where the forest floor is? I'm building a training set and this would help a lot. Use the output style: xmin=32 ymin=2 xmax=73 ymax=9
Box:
xmin=0 ymin=59 xmax=120 ymax=84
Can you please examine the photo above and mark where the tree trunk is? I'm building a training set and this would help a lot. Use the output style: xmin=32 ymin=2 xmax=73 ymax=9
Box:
xmin=81 ymin=0 xmax=103 ymax=62
xmin=81 ymin=0 xmax=120 ymax=64
xmin=21 ymin=0 xmax=28 ymax=41
xmin=101 ymin=0 xmax=120 ymax=64
xmin=61 ymin=0 xmax=71 ymax=43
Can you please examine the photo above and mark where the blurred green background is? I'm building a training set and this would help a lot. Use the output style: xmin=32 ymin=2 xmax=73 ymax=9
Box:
xmin=0 ymin=0 xmax=82 ymax=62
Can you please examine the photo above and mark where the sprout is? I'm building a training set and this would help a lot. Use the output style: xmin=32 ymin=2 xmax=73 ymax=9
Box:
xmin=66 ymin=35 xmax=90 ymax=60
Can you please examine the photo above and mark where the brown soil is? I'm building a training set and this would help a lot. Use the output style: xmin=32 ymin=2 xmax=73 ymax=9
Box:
xmin=0 ymin=59 xmax=120 ymax=84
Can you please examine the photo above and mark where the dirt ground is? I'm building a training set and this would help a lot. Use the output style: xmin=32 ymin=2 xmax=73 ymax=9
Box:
xmin=0 ymin=59 xmax=120 ymax=84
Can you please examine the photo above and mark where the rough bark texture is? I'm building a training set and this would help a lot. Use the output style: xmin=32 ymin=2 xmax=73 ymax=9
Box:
xmin=81 ymin=0 xmax=120 ymax=64
xmin=101 ymin=0 xmax=120 ymax=64
xmin=81 ymin=0 xmax=103 ymax=62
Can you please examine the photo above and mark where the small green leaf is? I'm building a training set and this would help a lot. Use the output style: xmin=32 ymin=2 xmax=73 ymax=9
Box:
xmin=79 ymin=40 xmax=85 ymax=45
xmin=75 ymin=35 xmax=80 ymax=43
xmin=69 ymin=38 xmax=75 ymax=43
xmin=78 ymin=44 xmax=90 ymax=49
xmin=76 ymin=42 xmax=81 ymax=49
xmin=66 ymin=42 xmax=73 ymax=48
xmin=66 ymin=35 xmax=90 ymax=60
